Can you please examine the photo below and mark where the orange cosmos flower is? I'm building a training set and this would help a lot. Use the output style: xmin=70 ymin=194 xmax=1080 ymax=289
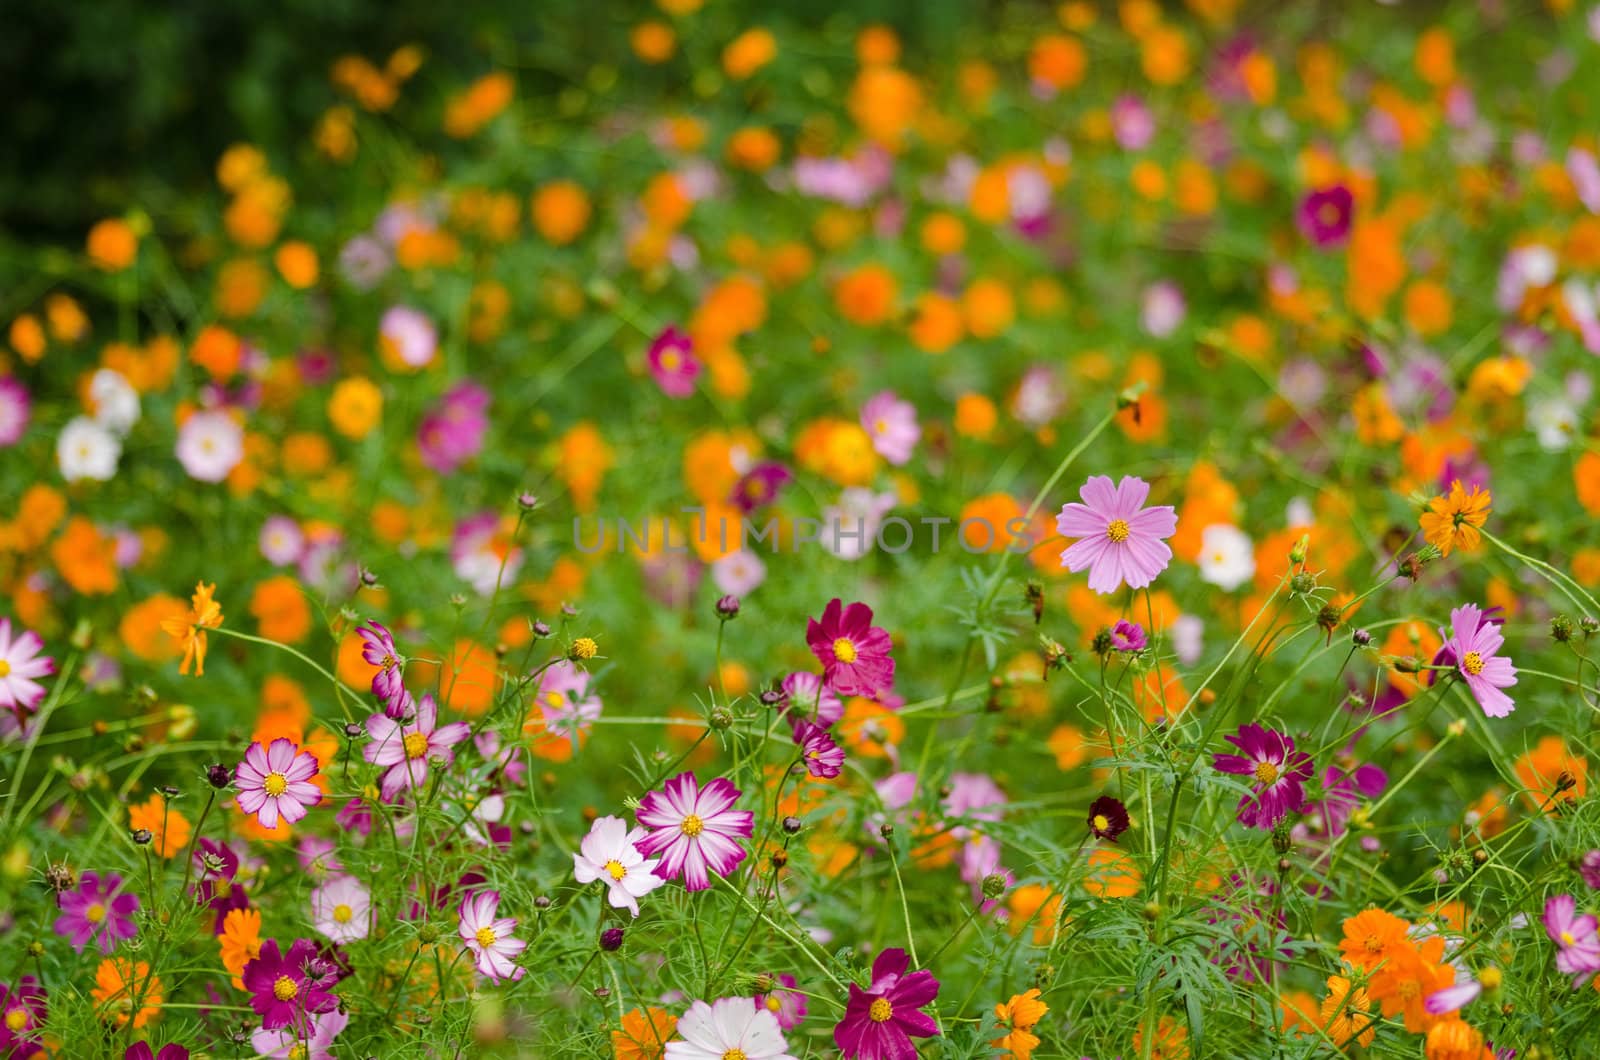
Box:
xmin=1419 ymin=480 xmax=1491 ymax=556
xmin=160 ymin=581 xmax=224 ymax=676
xmin=92 ymin=958 xmax=163 ymax=1028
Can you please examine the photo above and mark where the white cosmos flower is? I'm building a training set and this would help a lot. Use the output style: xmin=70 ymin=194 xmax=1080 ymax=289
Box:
xmin=1197 ymin=523 xmax=1256 ymax=591
xmin=57 ymin=416 xmax=120 ymax=482
xmin=571 ymin=815 xmax=666 ymax=918
xmin=88 ymin=369 xmax=140 ymax=435
xmin=663 ymin=997 xmax=796 ymax=1060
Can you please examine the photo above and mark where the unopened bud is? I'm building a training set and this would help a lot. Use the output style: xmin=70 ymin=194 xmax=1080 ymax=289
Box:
xmin=709 ymin=707 xmax=734 ymax=731
xmin=600 ymin=927 xmax=624 ymax=951
xmin=781 ymin=816 xmax=802 ymax=835
xmin=1552 ymin=615 xmax=1575 ymax=643
xmin=981 ymin=873 xmax=1007 ymax=900
xmin=206 ymin=763 xmax=233 ymax=789
xmin=715 ymin=595 xmax=741 ymax=619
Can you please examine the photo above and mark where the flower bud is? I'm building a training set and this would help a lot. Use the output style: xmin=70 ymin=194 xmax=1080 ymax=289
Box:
xmin=534 ymin=896 xmax=552 ymax=910
xmin=131 ymin=829 xmax=153 ymax=846
xmin=709 ymin=707 xmax=734 ymax=730
xmin=1552 ymin=615 xmax=1576 ymax=642
xmin=715 ymin=595 xmax=741 ymax=619
xmin=1352 ymin=628 xmax=1372 ymax=647
xmin=532 ymin=620 xmax=552 ymax=638
xmin=781 ymin=816 xmax=802 ymax=835
xmin=517 ymin=491 xmax=539 ymax=511
xmin=600 ymin=927 xmax=624 ymax=951
xmin=981 ymin=873 xmax=1008 ymax=900
xmin=207 ymin=763 xmax=233 ymax=789
xmin=416 ymin=923 xmax=441 ymax=944
xmin=569 ymin=637 xmax=599 ymax=661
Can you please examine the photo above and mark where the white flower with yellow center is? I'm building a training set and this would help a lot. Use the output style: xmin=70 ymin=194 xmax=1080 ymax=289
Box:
xmin=572 ymin=814 xmax=666 ymax=918
xmin=310 ymin=874 xmax=371 ymax=944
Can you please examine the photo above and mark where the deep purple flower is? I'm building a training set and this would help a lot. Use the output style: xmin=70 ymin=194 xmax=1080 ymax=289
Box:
xmin=806 ymin=599 xmax=895 ymax=698
xmin=1438 ymin=603 xmax=1517 ymax=718
xmin=53 ymin=870 xmax=139 ymax=953
xmin=125 ymin=1044 xmax=189 ymax=1060
xmin=793 ymin=720 xmax=845 ymax=779
xmin=647 ymin=326 xmax=701 ymax=398
xmin=356 ymin=620 xmax=409 ymax=717
xmin=833 ymin=948 xmax=941 ymax=1059
xmin=192 ymin=839 xmax=247 ymax=933
xmin=1213 ymin=724 xmax=1313 ymax=830
xmin=1056 ymin=475 xmax=1177 ymax=595
xmin=1296 ymin=185 xmax=1354 ymax=248
xmin=1109 ymin=620 xmax=1147 ymax=653
xmin=634 ymin=772 xmax=754 ymax=891
xmin=1205 ymin=873 xmax=1291 ymax=984
xmin=732 ymin=462 xmax=793 ymax=513
xmin=1087 ymin=795 xmax=1130 ymax=842
xmin=242 ymin=938 xmax=338 ymax=1031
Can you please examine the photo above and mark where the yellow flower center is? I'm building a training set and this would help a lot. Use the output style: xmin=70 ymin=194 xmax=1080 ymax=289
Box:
xmin=263 ymin=771 xmax=289 ymax=797
xmin=476 ymin=926 xmax=497 ymax=948
xmin=1462 ymin=651 xmax=1485 ymax=676
xmin=1364 ymin=935 xmax=1384 ymax=954
xmin=1562 ymin=930 xmax=1577 ymax=946
xmin=5 ymin=1009 xmax=27 ymax=1031
xmin=1106 ymin=519 xmax=1130 ymax=543
xmin=832 ymin=637 xmax=858 ymax=663
xmin=287 ymin=1045 xmax=308 ymax=1060
xmin=544 ymin=691 xmax=566 ymax=708
xmin=681 ymin=814 xmax=704 ymax=837
xmin=1253 ymin=760 xmax=1280 ymax=785
xmin=765 ymin=995 xmax=782 ymax=1011
xmin=868 ymin=997 xmax=893 ymax=1022
xmin=0 ymin=660 xmax=10 ymax=677
xmin=86 ymin=902 xmax=107 ymax=924
xmin=272 ymin=975 xmax=299 ymax=1002
xmin=660 ymin=350 xmax=681 ymax=372
xmin=604 ymin=859 xmax=628 ymax=881
xmin=403 ymin=730 xmax=430 ymax=759
xmin=333 ymin=904 xmax=353 ymax=924
xmin=1091 ymin=814 xmax=1110 ymax=833
xmin=572 ymin=637 xmax=598 ymax=659
xmin=721 ymin=1051 xmax=747 ymax=1060
xmin=874 ymin=418 xmax=888 ymax=435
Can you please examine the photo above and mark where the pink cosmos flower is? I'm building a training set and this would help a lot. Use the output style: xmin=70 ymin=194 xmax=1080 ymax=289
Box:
xmin=1425 ymin=974 xmax=1483 ymax=1016
xmin=417 ymin=381 xmax=490 ymax=474
xmin=458 ymin=889 xmax=526 ymax=982
xmin=380 ymin=305 xmax=438 ymax=369
xmin=362 ymin=692 xmax=471 ymax=799
xmin=1212 ymin=724 xmax=1313 ymax=830
xmin=634 ymin=772 xmax=754 ymax=891
xmin=0 ymin=617 xmax=56 ymax=725
xmin=1544 ymin=894 xmax=1600 ymax=987
xmin=175 ymin=410 xmax=244 ymax=483
xmin=806 ymin=598 xmax=895 ymax=698
xmin=572 ymin=815 xmax=667 ymax=917
xmin=258 ymin=516 xmax=305 ymax=567
xmin=754 ymin=972 xmax=808 ymax=1031
xmin=1056 ymin=475 xmax=1178 ymax=594
xmin=309 ymin=875 xmax=371 ymax=944
xmin=251 ymin=1008 xmax=349 ymax=1060
xmin=648 ymin=326 xmax=701 ymax=398
xmin=833 ymin=947 xmax=941 ymax=1059
xmin=53 ymin=870 xmax=139 ymax=953
xmin=524 ymin=660 xmax=603 ymax=757
xmin=860 ymin=391 xmax=920 ymax=466
xmin=1296 ymin=185 xmax=1355 ymax=248
xmin=0 ymin=377 xmax=30 ymax=447
xmin=235 ymin=738 xmax=323 ymax=830
xmin=355 ymin=620 xmax=410 ymax=718
xmin=1438 ymin=603 xmax=1517 ymax=718
xmin=781 ymin=671 xmax=844 ymax=730
xmin=793 ymin=720 xmax=845 ymax=779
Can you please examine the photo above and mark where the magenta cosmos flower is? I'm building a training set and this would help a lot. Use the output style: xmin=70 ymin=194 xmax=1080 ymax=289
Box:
xmin=355 ymin=620 xmax=409 ymax=717
xmin=0 ymin=617 xmax=55 ymax=723
xmin=362 ymin=692 xmax=470 ymax=799
xmin=793 ymin=720 xmax=845 ymax=779
xmin=0 ymin=377 xmax=30 ymax=447
xmin=806 ymin=598 xmax=895 ymax=698
xmin=418 ymin=380 xmax=490 ymax=474
xmin=1055 ymin=475 xmax=1177 ymax=595
xmin=833 ymin=947 xmax=941 ymax=1059
xmin=0 ymin=976 xmax=46 ymax=1056
xmin=1545 ymin=894 xmax=1600 ymax=987
xmin=235 ymin=738 xmax=323 ymax=829
xmin=1296 ymin=185 xmax=1354 ymax=248
xmin=635 ymin=772 xmax=754 ymax=891
xmin=53 ymin=870 xmax=139 ymax=953
xmin=242 ymin=938 xmax=339 ymax=1031
xmin=648 ymin=325 xmax=701 ymax=398
xmin=1213 ymin=724 xmax=1313 ymax=830
xmin=860 ymin=390 xmax=920 ymax=466
xmin=458 ymin=889 xmax=526 ymax=982
xmin=1438 ymin=603 xmax=1517 ymax=718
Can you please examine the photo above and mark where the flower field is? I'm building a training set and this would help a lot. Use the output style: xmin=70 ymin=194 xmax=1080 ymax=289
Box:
xmin=7 ymin=1 xmax=1600 ymax=1057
